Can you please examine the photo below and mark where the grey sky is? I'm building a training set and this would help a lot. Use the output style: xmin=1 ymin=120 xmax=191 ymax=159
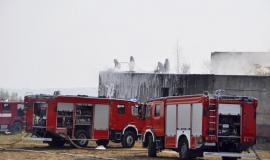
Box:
xmin=1 ymin=0 xmax=270 ymax=89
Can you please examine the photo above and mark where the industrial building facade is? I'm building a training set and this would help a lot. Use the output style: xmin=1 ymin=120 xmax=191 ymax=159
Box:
xmin=98 ymin=71 xmax=270 ymax=143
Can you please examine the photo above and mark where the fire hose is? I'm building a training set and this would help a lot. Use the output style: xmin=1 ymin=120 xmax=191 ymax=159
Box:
xmin=0 ymin=134 xmax=145 ymax=160
xmin=251 ymin=146 xmax=262 ymax=160
xmin=66 ymin=136 xmax=146 ymax=151
xmin=0 ymin=132 xmax=30 ymax=146
xmin=0 ymin=146 xmax=118 ymax=160
xmin=0 ymin=135 xmax=117 ymax=160
xmin=67 ymin=136 xmax=85 ymax=149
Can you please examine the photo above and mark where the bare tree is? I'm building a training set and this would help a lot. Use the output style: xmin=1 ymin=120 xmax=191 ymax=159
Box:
xmin=0 ymin=89 xmax=19 ymax=100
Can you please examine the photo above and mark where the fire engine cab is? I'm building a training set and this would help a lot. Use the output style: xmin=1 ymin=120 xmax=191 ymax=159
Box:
xmin=142 ymin=94 xmax=257 ymax=160
xmin=24 ymin=94 xmax=145 ymax=148
xmin=0 ymin=100 xmax=25 ymax=133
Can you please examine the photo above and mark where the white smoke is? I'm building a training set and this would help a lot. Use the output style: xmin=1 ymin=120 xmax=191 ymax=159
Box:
xmin=210 ymin=52 xmax=270 ymax=75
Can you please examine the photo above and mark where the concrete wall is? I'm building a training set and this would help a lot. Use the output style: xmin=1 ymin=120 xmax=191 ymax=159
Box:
xmin=98 ymin=71 xmax=270 ymax=142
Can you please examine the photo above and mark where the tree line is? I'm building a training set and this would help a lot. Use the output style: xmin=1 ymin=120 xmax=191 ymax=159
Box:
xmin=0 ymin=89 xmax=21 ymax=101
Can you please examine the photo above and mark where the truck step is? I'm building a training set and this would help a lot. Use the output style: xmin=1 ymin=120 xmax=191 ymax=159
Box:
xmin=204 ymin=152 xmax=256 ymax=158
xmin=23 ymin=137 xmax=52 ymax=142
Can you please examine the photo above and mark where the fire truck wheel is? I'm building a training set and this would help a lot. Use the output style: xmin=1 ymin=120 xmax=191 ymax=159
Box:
xmin=48 ymin=139 xmax=65 ymax=147
xmin=74 ymin=130 xmax=89 ymax=147
xmin=148 ymin=135 xmax=157 ymax=157
xmin=96 ymin=139 xmax=109 ymax=147
xmin=178 ymin=138 xmax=190 ymax=160
xmin=121 ymin=131 xmax=136 ymax=148
xmin=10 ymin=122 xmax=22 ymax=134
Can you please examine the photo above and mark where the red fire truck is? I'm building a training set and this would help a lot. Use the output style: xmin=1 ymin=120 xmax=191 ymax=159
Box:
xmin=0 ymin=100 xmax=25 ymax=133
xmin=24 ymin=95 xmax=145 ymax=148
xmin=142 ymin=94 xmax=257 ymax=160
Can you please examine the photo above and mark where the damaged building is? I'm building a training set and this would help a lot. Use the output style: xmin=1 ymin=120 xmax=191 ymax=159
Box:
xmin=98 ymin=71 xmax=270 ymax=144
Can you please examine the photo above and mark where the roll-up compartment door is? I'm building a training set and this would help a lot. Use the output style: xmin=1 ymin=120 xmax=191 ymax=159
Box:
xmin=178 ymin=104 xmax=191 ymax=130
xmin=93 ymin=104 xmax=109 ymax=139
xmin=165 ymin=105 xmax=177 ymax=148
xmin=192 ymin=103 xmax=203 ymax=136
xmin=177 ymin=104 xmax=191 ymax=148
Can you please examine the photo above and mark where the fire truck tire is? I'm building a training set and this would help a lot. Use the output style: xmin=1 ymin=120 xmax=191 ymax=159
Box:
xmin=96 ymin=139 xmax=109 ymax=147
xmin=121 ymin=131 xmax=136 ymax=148
xmin=178 ymin=138 xmax=190 ymax=160
xmin=9 ymin=122 xmax=22 ymax=134
xmin=74 ymin=130 xmax=89 ymax=147
xmin=148 ymin=136 xmax=157 ymax=157
xmin=48 ymin=139 xmax=66 ymax=147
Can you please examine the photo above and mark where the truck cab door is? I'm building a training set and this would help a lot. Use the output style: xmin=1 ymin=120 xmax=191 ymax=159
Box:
xmin=152 ymin=101 xmax=164 ymax=136
xmin=111 ymin=101 xmax=131 ymax=131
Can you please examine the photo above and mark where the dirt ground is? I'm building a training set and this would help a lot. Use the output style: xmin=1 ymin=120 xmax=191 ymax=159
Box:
xmin=0 ymin=133 xmax=270 ymax=160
